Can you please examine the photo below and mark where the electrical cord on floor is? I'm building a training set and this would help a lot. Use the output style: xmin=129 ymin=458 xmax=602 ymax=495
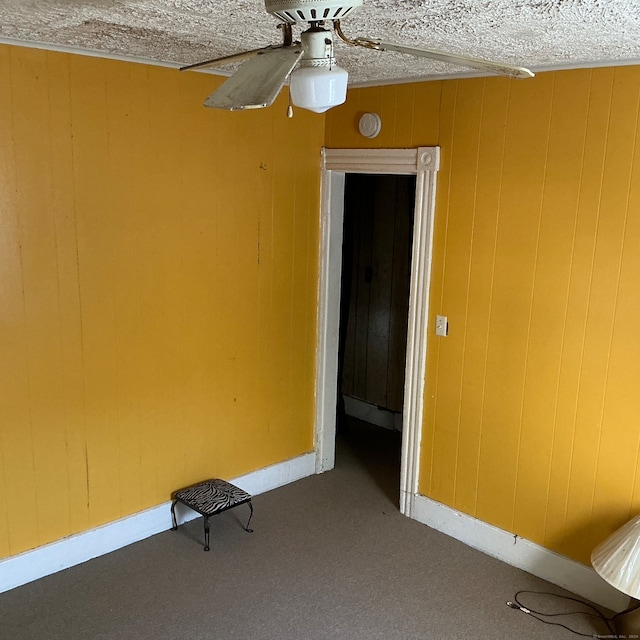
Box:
xmin=506 ymin=590 xmax=616 ymax=637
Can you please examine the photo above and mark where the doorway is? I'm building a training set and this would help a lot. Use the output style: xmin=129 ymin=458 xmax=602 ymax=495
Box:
xmin=314 ymin=147 xmax=440 ymax=518
xmin=336 ymin=173 xmax=416 ymax=505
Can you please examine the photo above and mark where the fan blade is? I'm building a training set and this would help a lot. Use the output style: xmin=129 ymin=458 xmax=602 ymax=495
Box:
xmin=180 ymin=47 xmax=277 ymax=72
xmin=372 ymin=41 xmax=534 ymax=79
xmin=204 ymin=46 xmax=303 ymax=110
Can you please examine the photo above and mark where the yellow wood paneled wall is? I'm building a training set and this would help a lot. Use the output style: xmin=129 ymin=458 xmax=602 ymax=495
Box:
xmin=326 ymin=67 xmax=640 ymax=565
xmin=0 ymin=44 xmax=324 ymax=560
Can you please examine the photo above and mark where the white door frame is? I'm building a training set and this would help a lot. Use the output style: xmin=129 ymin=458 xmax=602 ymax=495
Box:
xmin=314 ymin=147 xmax=440 ymax=517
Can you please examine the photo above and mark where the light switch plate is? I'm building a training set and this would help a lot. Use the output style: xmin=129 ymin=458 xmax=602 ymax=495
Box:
xmin=435 ymin=315 xmax=448 ymax=337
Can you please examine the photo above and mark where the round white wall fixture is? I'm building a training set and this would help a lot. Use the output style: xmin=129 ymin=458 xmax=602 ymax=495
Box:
xmin=358 ymin=112 xmax=382 ymax=138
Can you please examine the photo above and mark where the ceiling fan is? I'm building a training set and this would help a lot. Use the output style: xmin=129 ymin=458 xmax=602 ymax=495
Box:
xmin=180 ymin=0 xmax=534 ymax=114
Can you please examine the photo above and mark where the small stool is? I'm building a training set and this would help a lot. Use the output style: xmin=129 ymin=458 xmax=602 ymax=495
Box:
xmin=171 ymin=478 xmax=254 ymax=551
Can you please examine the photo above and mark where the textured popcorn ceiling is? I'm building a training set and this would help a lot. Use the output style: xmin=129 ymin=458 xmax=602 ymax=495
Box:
xmin=0 ymin=0 xmax=639 ymax=85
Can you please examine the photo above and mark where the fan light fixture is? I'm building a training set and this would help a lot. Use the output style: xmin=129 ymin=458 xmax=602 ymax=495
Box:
xmin=290 ymin=28 xmax=348 ymax=113
xmin=180 ymin=0 xmax=534 ymax=114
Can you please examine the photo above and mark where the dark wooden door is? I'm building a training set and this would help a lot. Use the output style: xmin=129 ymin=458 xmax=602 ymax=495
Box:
xmin=339 ymin=173 xmax=416 ymax=412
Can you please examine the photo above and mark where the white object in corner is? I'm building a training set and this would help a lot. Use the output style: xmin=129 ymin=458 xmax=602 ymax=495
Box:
xmin=0 ymin=452 xmax=316 ymax=595
xmin=412 ymin=493 xmax=630 ymax=612
xmin=358 ymin=112 xmax=382 ymax=138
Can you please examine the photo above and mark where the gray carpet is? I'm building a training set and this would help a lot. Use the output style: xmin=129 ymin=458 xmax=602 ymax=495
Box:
xmin=0 ymin=419 xmax=610 ymax=639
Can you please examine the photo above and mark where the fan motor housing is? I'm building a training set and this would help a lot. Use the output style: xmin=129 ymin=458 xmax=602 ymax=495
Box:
xmin=264 ymin=0 xmax=363 ymax=23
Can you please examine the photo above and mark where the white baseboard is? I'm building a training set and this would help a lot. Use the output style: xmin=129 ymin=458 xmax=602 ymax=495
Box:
xmin=343 ymin=395 xmax=402 ymax=431
xmin=411 ymin=494 xmax=629 ymax=612
xmin=0 ymin=452 xmax=316 ymax=595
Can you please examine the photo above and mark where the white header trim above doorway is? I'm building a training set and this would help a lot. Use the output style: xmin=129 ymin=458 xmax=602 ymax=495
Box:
xmin=319 ymin=148 xmax=439 ymax=175
xmin=315 ymin=147 xmax=440 ymax=518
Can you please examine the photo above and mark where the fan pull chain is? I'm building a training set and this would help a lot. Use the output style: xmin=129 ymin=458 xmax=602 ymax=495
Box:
xmin=287 ymin=87 xmax=294 ymax=118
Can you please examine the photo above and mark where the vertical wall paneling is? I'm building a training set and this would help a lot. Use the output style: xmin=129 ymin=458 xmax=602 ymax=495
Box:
xmin=387 ymin=176 xmax=414 ymax=411
xmin=515 ymin=70 xmax=590 ymax=548
xmin=326 ymin=65 xmax=640 ymax=565
xmin=351 ymin=177 xmax=374 ymax=398
xmin=454 ymin=77 xmax=509 ymax=518
xmin=581 ymin=67 xmax=640 ymax=553
xmin=0 ymin=44 xmax=323 ymax=560
xmin=548 ymin=69 xmax=614 ymax=556
xmin=5 ymin=41 xmax=640 ymax=571
xmin=366 ymin=176 xmax=395 ymax=404
xmin=0 ymin=47 xmax=39 ymax=555
xmin=393 ymin=83 xmax=416 ymax=148
xmin=431 ymin=78 xmax=482 ymax=510
xmin=14 ymin=47 xmax=71 ymax=549
xmin=421 ymin=79 xmax=457 ymax=502
xmin=616 ymin=83 xmax=640 ymax=514
xmin=0 ymin=46 xmax=14 ymax=554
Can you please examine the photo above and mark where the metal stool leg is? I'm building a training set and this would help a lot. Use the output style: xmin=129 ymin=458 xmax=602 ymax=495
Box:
xmin=244 ymin=501 xmax=254 ymax=533
xmin=203 ymin=516 xmax=211 ymax=552
xmin=171 ymin=501 xmax=178 ymax=531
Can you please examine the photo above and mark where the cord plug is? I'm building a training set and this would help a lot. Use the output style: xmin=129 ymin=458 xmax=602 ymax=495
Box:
xmin=506 ymin=602 xmax=530 ymax=614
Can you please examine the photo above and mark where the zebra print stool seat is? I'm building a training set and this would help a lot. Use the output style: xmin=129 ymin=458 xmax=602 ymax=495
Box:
xmin=171 ymin=479 xmax=253 ymax=551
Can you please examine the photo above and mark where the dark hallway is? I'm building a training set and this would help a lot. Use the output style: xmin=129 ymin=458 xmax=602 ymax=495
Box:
xmin=335 ymin=172 xmax=416 ymax=510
